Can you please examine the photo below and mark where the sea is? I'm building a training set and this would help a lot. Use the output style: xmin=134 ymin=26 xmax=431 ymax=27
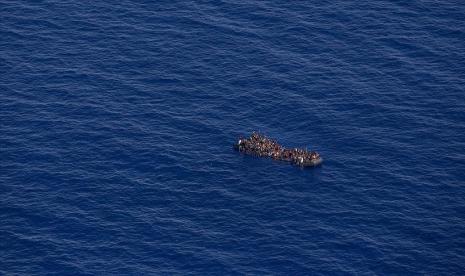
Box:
xmin=1 ymin=1 xmax=465 ymax=275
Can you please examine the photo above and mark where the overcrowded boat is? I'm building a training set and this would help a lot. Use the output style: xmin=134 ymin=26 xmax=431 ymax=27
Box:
xmin=234 ymin=132 xmax=323 ymax=167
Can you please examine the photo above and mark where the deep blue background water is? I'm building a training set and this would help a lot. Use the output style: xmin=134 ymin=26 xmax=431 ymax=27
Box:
xmin=2 ymin=1 xmax=465 ymax=275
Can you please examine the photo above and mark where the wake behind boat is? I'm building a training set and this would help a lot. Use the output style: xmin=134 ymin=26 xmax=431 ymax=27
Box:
xmin=234 ymin=132 xmax=323 ymax=167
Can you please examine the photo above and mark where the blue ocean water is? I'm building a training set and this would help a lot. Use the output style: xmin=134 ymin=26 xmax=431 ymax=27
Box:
xmin=1 ymin=0 xmax=465 ymax=274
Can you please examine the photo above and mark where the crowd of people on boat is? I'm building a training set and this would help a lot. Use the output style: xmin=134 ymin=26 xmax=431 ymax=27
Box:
xmin=236 ymin=132 xmax=320 ymax=166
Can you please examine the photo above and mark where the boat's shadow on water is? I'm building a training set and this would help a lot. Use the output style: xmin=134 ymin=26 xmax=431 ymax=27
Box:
xmin=294 ymin=161 xmax=324 ymax=180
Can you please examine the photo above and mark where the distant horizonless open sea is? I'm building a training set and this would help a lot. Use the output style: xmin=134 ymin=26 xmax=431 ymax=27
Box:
xmin=1 ymin=1 xmax=465 ymax=275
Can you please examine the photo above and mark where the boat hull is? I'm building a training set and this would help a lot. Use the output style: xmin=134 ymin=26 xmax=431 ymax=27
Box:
xmin=234 ymin=133 xmax=323 ymax=168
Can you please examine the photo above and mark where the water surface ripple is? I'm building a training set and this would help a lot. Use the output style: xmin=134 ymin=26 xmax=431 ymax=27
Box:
xmin=1 ymin=1 xmax=465 ymax=275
